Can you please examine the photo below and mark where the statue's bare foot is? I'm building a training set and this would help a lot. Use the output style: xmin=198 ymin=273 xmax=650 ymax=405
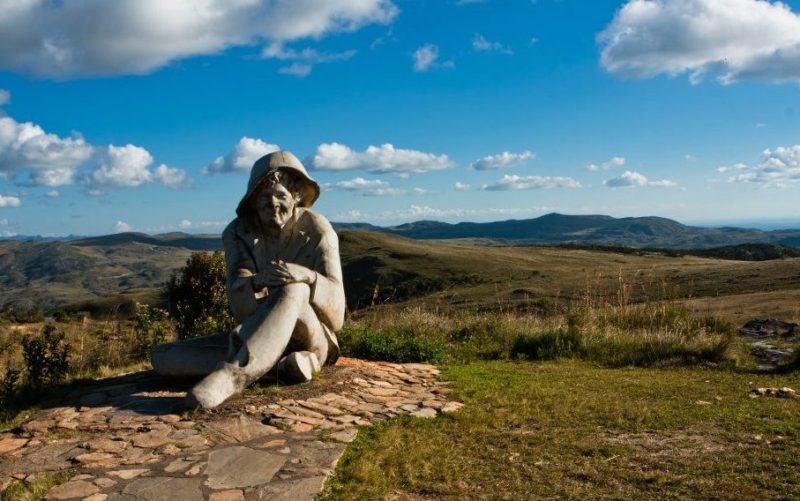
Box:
xmin=277 ymin=351 xmax=320 ymax=383
xmin=186 ymin=362 xmax=248 ymax=409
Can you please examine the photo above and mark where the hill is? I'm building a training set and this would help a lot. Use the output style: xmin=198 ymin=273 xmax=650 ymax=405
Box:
xmin=336 ymin=213 xmax=800 ymax=249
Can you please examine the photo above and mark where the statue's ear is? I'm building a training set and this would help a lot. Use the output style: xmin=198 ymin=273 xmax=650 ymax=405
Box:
xmin=293 ymin=190 xmax=303 ymax=204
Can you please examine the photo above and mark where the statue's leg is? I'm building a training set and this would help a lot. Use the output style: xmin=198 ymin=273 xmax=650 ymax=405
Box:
xmin=187 ymin=282 xmax=313 ymax=408
xmin=150 ymin=332 xmax=229 ymax=377
xmin=275 ymin=295 xmax=329 ymax=382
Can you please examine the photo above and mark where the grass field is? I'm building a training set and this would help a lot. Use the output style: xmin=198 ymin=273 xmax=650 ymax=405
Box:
xmin=322 ymin=360 xmax=800 ymax=500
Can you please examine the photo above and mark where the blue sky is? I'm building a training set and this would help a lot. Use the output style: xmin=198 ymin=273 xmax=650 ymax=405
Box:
xmin=1 ymin=0 xmax=800 ymax=236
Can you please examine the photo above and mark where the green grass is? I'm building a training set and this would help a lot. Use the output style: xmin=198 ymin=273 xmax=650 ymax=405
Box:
xmin=1 ymin=472 xmax=71 ymax=501
xmin=322 ymin=360 xmax=800 ymax=500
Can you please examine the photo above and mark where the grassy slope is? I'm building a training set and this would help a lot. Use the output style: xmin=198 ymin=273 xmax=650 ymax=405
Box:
xmin=323 ymin=360 xmax=800 ymax=500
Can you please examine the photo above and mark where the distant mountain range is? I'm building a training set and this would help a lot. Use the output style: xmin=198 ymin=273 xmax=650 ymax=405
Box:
xmin=333 ymin=213 xmax=800 ymax=249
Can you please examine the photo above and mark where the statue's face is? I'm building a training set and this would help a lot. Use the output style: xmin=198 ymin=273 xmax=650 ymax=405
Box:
xmin=253 ymin=182 xmax=297 ymax=229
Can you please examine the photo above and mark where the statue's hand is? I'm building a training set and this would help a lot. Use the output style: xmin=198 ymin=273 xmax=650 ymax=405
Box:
xmin=255 ymin=260 xmax=316 ymax=288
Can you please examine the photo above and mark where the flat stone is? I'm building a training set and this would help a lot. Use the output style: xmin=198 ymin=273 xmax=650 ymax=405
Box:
xmin=22 ymin=419 xmax=54 ymax=434
xmin=291 ymin=423 xmax=314 ymax=433
xmin=257 ymin=439 xmax=287 ymax=449
xmin=94 ymin=478 xmax=117 ymax=488
xmin=88 ymin=439 xmax=128 ymax=454
xmin=250 ymin=475 xmax=328 ymax=501
xmin=204 ymin=446 xmax=286 ymax=489
xmin=298 ymin=400 xmax=344 ymax=416
xmin=164 ymin=458 xmax=195 ymax=473
xmin=441 ymin=401 xmax=465 ymax=413
xmin=411 ymin=408 xmax=437 ymax=419
xmin=122 ymin=477 xmax=203 ymax=501
xmin=45 ymin=480 xmax=99 ymax=499
xmin=185 ymin=463 xmax=205 ymax=476
xmin=83 ymin=494 xmax=107 ymax=501
xmin=208 ymin=489 xmax=244 ymax=501
xmin=107 ymin=469 xmax=150 ymax=480
xmin=131 ymin=430 xmax=172 ymax=449
xmin=0 ymin=437 xmax=29 ymax=454
xmin=205 ymin=415 xmax=281 ymax=443
xmin=327 ymin=428 xmax=359 ymax=443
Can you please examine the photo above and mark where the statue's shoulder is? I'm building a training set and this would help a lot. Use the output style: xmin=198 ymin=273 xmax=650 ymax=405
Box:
xmin=222 ymin=218 xmax=248 ymax=241
xmin=297 ymin=208 xmax=335 ymax=236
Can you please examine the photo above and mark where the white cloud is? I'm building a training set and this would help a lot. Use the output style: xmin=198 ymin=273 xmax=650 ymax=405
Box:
xmin=0 ymin=113 xmax=189 ymax=191
xmin=0 ymin=89 xmax=9 ymax=105
xmin=604 ymin=170 xmax=677 ymax=188
xmin=323 ymin=177 xmax=404 ymax=196
xmin=472 ymin=34 xmax=513 ymax=54
xmin=204 ymin=136 xmax=280 ymax=175
xmin=336 ymin=204 xmax=559 ymax=222
xmin=586 ymin=156 xmax=625 ymax=171
xmin=45 ymin=189 xmax=59 ymax=198
xmin=482 ymin=174 xmax=582 ymax=191
xmin=685 ymin=154 xmax=697 ymax=162
xmin=0 ymin=0 xmax=397 ymax=78
xmin=470 ymin=150 xmax=535 ymax=170
xmin=179 ymin=219 xmax=193 ymax=229
xmin=0 ymin=195 xmax=22 ymax=208
xmin=0 ymin=218 xmax=7 ymax=225
xmin=716 ymin=162 xmax=748 ymax=173
xmin=114 ymin=220 xmax=131 ymax=233
xmin=412 ymin=187 xmax=430 ymax=195
xmin=87 ymin=144 xmax=189 ymax=192
xmin=310 ymin=143 xmax=454 ymax=174
xmin=0 ymin=116 xmax=93 ymax=186
xmin=454 ymin=181 xmax=471 ymax=191
xmin=599 ymin=0 xmax=800 ymax=85
xmin=725 ymin=144 xmax=800 ymax=187
xmin=413 ymin=44 xmax=439 ymax=72
xmin=264 ymin=43 xmax=356 ymax=77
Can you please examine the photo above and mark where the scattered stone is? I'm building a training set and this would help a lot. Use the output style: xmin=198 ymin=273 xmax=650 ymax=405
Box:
xmin=205 ymin=415 xmax=281 ymax=443
xmin=83 ymin=494 xmax=108 ymax=501
xmin=93 ymin=478 xmax=117 ymax=489
xmin=87 ymin=439 xmax=128 ymax=454
xmin=441 ymin=401 xmax=465 ymax=413
xmin=291 ymin=423 xmax=314 ymax=433
xmin=258 ymin=439 xmax=287 ymax=449
xmin=107 ymin=469 xmax=150 ymax=480
xmin=740 ymin=319 xmax=799 ymax=338
xmin=132 ymin=430 xmax=172 ymax=449
xmin=185 ymin=463 xmax=205 ymax=476
xmin=410 ymin=407 xmax=437 ymax=419
xmin=0 ymin=437 xmax=29 ymax=454
xmin=205 ymin=446 xmax=286 ymax=489
xmin=327 ymin=428 xmax=358 ymax=443
xmin=164 ymin=458 xmax=195 ymax=473
xmin=694 ymin=400 xmax=713 ymax=406
xmin=208 ymin=489 xmax=245 ymax=501
xmin=44 ymin=480 xmax=99 ymax=499
xmin=750 ymin=387 xmax=798 ymax=399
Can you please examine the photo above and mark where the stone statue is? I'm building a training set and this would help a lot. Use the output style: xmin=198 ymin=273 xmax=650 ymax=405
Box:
xmin=152 ymin=151 xmax=345 ymax=409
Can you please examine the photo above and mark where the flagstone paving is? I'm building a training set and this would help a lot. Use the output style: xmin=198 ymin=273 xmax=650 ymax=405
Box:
xmin=0 ymin=358 xmax=463 ymax=500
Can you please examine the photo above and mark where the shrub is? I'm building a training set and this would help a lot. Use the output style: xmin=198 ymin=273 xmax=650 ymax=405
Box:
xmin=0 ymin=367 xmax=20 ymax=410
xmin=339 ymin=326 xmax=444 ymax=363
xmin=165 ymin=251 xmax=235 ymax=340
xmin=21 ymin=323 xmax=70 ymax=389
xmin=132 ymin=303 xmax=171 ymax=360
xmin=511 ymin=327 xmax=583 ymax=361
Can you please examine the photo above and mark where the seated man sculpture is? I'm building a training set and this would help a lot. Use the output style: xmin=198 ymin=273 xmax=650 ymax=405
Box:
xmin=152 ymin=150 xmax=345 ymax=409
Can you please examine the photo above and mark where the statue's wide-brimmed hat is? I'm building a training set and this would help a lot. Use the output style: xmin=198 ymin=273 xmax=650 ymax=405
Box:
xmin=236 ymin=150 xmax=320 ymax=217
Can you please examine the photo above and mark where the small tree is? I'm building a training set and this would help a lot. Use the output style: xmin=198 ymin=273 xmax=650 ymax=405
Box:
xmin=132 ymin=303 xmax=171 ymax=360
xmin=21 ymin=323 xmax=70 ymax=389
xmin=165 ymin=251 xmax=235 ymax=340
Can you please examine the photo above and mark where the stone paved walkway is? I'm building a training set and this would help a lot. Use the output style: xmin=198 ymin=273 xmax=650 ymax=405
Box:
xmin=0 ymin=358 xmax=463 ymax=500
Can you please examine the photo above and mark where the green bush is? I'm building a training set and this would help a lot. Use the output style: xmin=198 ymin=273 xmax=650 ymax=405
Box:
xmin=165 ymin=251 xmax=235 ymax=340
xmin=339 ymin=326 xmax=444 ymax=363
xmin=132 ymin=303 xmax=171 ymax=360
xmin=0 ymin=367 xmax=20 ymax=411
xmin=21 ymin=323 xmax=70 ymax=389
xmin=510 ymin=327 xmax=583 ymax=361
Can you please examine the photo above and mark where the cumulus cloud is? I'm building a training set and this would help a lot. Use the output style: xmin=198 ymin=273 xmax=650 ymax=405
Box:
xmin=0 ymin=0 xmax=397 ymax=78
xmin=0 ymin=89 xmax=9 ymax=105
xmin=335 ymin=205 xmax=559 ymax=222
xmin=716 ymin=162 xmax=748 ymax=173
xmin=411 ymin=44 xmax=453 ymax=72
xmin=454 ymin=181 xmax=471 ymax=191
xmin=309 ymin=143 xmax=454 ymax=174
xmin=599 ymin=0 xmax=800 ymax=85
xmin=0 ymin=116 xmax=93 ymax=186
xmin=472 ymin=34 xmax=513 ymax=54
xmin=323 ymin=177 xmax=404 ymax=196
xmin=0 ymin=113 xmax=190 ymax=191
xmin=263 ymin=43 xmax=356 ymax=77
xmin=470 ymin=150 xmax=535 ymax=170
xmin=114 ymin=220 xmax=131 ymax=233
xmin=179 ymin=219 xmax=193 ymax=229
xmin=0 ymin=218 xmax=7 ymax=225
xmin=204 ymin=137 xmax=280 ymax=175
xmin=586 ymin=156 xmax=625 ymax=171
xmin=86 ymin=144 xmax=190 ymax=193
xmin=482 ymin=174 xmax=582 ymax=191
xmin=725 ymin=145 xmax=800 ymax=187
xmin=45 ymin=190 xmax=59 ymax=198
xmin=0 ymin=195 xmax=21 ymax=207
xmin=603 ymin=170 xmax=677 ymax=188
